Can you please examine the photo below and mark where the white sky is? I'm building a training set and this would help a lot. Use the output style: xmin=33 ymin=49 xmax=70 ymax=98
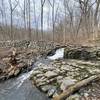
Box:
xmin=0 ymin=0 xmax=96 ymax=30
xmin=0 ymin=0 xmax=63 ymax=30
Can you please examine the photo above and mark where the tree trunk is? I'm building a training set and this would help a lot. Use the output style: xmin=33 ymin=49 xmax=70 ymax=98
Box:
xmin=53 ymin=74 xmax=100 ymax=100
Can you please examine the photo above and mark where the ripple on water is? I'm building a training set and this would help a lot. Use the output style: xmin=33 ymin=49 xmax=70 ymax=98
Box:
xmin=0 ymin=58 xmax=50 ymax=100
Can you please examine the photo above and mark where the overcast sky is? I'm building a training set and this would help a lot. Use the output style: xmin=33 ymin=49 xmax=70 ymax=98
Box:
xmin=0 ymin=0 xmax=67 ymax=30
xmin=0 ymin=0 xmax=96 ymax=30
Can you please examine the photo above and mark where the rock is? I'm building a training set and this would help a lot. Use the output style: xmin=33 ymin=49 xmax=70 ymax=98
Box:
xmin=41 ymin=85 xmax=52 ymax=92
xmin=0 ymin=47 xmax=40 ymax=82
xmin=45 ymin=71 xmax=57 ymax=78
xmin=0 ymin=68 xmax=2 ymax=74
xmin=7 ymin=65 xmax=14 ymax=72
xmin=62 ymin=61 xmax=66 ymax=65
xmin=36 ymin=73 xmax=44 ymax=78
xmin=27 ymin=59 xmax=34 ymax=66
xmin=8 ymin=69 xmax=15 ymax=77
xmin=42 ymin=66 xmax=55 ymax=71
xmin=14 ymin=68 xmax=20 ymax=76
xmin=64 ymin=47 xmax=98 ymax=60
xmin=37 ymin=63 xmax=43 ymax=67
xmin=57 ymin=76 xmax=63 ymax=84
xmin=61 ymin=65 xmax=72 ymax=71
xmin=37 ymin=82 xmax=46 ymax=87
xmin=54 ymin=68 xmax=60 ymax=74
xmin=32 ymin=70 xmax=42 ymax=76
xmin=9 ymin=55 xmax=17 ymax=65
xmin=84 ymin=92 xmax=89 ymax=97
xmin=88 ymin=68 xmax=100 ymax=74
xmin=2 ymin=57 xmax=10 ymax=62
xmin=35 ymin=77 xmax=47 ymax=84
xmin=47 ymin=49 xmax=56 ymax=56
xmin=46 ymin=77 xmax=57 ymax=84
xmin=57 ymin=76 xmax=63 ymax=80
xmin=0 ymin=75 xmax=6 ymax=81
xmin=52 ymin=92 xmax=59 ymax=98
xmin=60 ymin=77 xmax=77 ymax=91
xmin=66 ymin=94 xmax=80 ymax=100
xmin=17 ymin=62 xmax=26 ymax=68
xmin=47 ymin=86 xmax=57 ymax=97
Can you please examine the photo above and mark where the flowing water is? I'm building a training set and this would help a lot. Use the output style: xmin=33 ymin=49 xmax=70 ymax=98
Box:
xmin=0 ymin=59 xmax=50 ymax=100
xmin=0 ymin=48 xmax=64 ymax=100
xmin=47 ymin=48 xmax=64 ymax=60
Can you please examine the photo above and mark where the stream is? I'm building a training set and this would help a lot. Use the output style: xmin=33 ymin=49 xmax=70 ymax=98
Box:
xmin=0 ymin=48 xmax=64 ymax=100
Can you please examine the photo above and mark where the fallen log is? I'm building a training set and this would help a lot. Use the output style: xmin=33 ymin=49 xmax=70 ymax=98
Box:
xmin=53 ymin=74 xmax=100 ymax=100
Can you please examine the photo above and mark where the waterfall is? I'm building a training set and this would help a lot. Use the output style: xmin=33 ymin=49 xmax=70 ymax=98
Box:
xmin=47 ymin=48 xmax=64 ymax=60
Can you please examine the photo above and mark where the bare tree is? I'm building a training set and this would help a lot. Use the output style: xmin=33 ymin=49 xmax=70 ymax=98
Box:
xmin=24 ymin=0 xmax=26 ymax=30
xmin=25 ymin=0 xmax=31 ymax=40
xmin=0 ymin=0 xmax=100 ymax=44
xmin=48 ymin=0 xmax=55 ymax=42
xmin=93 ymin=0 xmax=100 ymax=40
xmin=33 ymin=0 xmax=39 ymax=40
xmin=28 ymin=0 xmax=31 ymax=40
xmin=94 ymin=0 xmax=100 ymax=26
xmin=52 ymin=0 xmax=55 ymax=42
xmin=65 ymin=0 xmax=75 ymax=41
xmin=63 ymin=0 xmax=67 ymax=43
xmin=9 ymin=0 xmax=19 ymax=40
xmin=41 ymin=0 xmax=46 ymax=41
xmin=78 ymin=0 xmax=96 ymax=39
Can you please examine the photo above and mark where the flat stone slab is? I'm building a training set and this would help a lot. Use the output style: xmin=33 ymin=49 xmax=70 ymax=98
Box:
xmin=31 ymin=59 xmax=100 ymax=99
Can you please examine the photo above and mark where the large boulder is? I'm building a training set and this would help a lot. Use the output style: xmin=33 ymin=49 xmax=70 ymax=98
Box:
xmin=46 ymin=45 xmax=98 ymax=61
xmin=45 ymin=71 xmax=58 ymax=78
xmin=64 ymin=46 xmax=98 ymax=60
xmin=60 ymin=77 xmax=77 ymax=91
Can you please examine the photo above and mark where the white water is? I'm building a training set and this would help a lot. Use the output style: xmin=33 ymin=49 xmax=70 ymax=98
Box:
xmin=0 ymin=67 xmax=49 ymax=100
xmin=0 ymin=69 xmax=35 ymax=96
xmin=47 ymin=48 xmax=64 ymax=60
xmin=16 ymin=48 xmax=65 ymax=87
xmin=0 ymin=48 xmax=65 ymax=91
xmin=0 ymin=55 xmax=56 ymax=100
xmin=16 ymin=70 xmax=34 ymax=88
xmin=11 ymin=59 xmax=50 ymax=89
xmin=2 ymin=48 xmax=65 ymax=90
xmin=15 ymin=48 xmax=64 ymax=87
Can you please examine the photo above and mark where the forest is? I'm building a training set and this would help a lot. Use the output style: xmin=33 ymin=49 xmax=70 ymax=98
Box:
xmin=0 ymin=0 xmax=100 ymax=100
xmin=0 ymin=0 xmax=100 ymax=45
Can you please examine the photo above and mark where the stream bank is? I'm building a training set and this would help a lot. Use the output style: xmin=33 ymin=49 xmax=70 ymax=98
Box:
xmin=0 ymin=47 xmax=50 ymax=100
xmin=31 ymin=47 xmax=100 ymax=100
xmin=0 ymin=45 xmax=100 ymax=100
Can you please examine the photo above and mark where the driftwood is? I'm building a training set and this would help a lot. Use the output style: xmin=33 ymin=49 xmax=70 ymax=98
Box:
xmin=53 ymin=74 xmax=100 ymax=100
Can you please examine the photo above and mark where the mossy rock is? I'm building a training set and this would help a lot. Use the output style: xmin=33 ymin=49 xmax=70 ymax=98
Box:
xmin=64 ymin=47 xmax=98 ymax=60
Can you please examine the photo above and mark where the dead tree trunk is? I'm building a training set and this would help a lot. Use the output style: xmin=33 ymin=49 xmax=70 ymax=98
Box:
xmin=53 ymin=74 xmax=100 ymax=100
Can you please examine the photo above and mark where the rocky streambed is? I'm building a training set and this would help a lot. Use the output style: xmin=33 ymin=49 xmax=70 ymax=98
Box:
xmin=0 ymin=45 xmax=100 ymax=100
xmin=31 ymin=59 xmax=100 ymax=100
xmin=0 ymin=62 xmax=50 ymax=100
xmin=0 ymin=48 xmax=40 ymax=81
xmin=30 ymin=46 xmax=100 ymax=100
xmin=0 ymin=48 xmax=50 ymax=100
